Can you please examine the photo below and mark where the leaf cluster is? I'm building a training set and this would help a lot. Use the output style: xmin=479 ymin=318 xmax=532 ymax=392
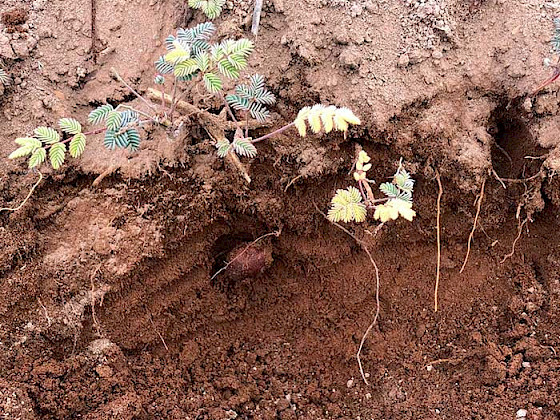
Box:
xmin=327 ymin=186 xmax=367 ymax=223
xmin=374 ymin=164 xmax=416 ymax=222
xmin=553 ymin=17 xmax=560 ymax=54
xmin=9 ymin=118 xmax=86 ymax=169
xmin=156 ymin=23 xmax=254 ymax=93
xmin=216 ymin=131 xmax=257 ymax=158
xmin=88 ymin=105 xmax=142 ymax=151
xmin=188 ymin=0 xmax=226 ymax=19
xmin=294 ymin=105 xmax=361 ymax=137
xmin=226 ymin=74 xmax=276 ymax=122
xmin=0 ymin=68 xmax=9 ymax=86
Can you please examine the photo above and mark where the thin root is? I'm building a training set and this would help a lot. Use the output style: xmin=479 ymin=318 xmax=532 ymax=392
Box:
xmin=501 ymin=218 xmax=528 ymax=264
xmin=460 ymin=178 xmax=486 ymax=273
xmin=0 ymin=171 xmax=43 ymax=213
xmin=435 ymin=171 xmax=443 ymax=312
xmin=149 ymin=314 xmax=169 ymax=352
xmin=314 ymin=203 xmax=382 ymax=386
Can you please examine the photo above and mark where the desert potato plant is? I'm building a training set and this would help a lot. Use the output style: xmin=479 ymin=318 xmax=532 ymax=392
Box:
xmin=328 ymin=151 xmax=416 ymax=223
xmin=188 ymin=0 xmax=225 ymax=19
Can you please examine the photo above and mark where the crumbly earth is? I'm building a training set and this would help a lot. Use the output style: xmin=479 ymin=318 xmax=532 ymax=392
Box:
xmin=1 ymin=0 xmax=560 ymax=418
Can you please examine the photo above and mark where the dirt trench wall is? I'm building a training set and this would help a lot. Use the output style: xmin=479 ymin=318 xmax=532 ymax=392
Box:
xmin=1 ymin=0 xmax=560 ymax=418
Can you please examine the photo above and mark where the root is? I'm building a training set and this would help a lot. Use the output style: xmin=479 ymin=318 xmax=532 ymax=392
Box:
xmin=314 ymin=203 xmax=382 ymax=386
xmin=210 ymin=229 xmax=282 ymax=281
xmin=501 ymin=218 xmax=528 ymax=264
xmin=460 ymin=178 xmax=486 ymax=273
xmin=0 ymin=171 xmax=43 ymax=213
xmin=434 ymin=172 xmax=443 ymax=312
xmin=148 ymin=313 xmax=169 ymax=352
xmin=90 ymin=263 xmax=103 ymax=336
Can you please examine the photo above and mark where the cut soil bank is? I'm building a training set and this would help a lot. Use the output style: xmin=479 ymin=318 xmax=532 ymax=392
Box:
xmin=1 ymin=0 xmax=560 ymax=418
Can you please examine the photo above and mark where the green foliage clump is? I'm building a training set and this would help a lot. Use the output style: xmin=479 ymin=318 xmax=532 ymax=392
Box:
xmin=188 ymin=0 xmax=226 ymax=19
xmin=157 ymin=23 xmax=254 ymax=93
xmin=328 ymin=151 xmax=416 ymax=224
xmin=8 ymin=118 xmax=86 ymax=169
xmin=226 ymin=74 xmax=276 ymax=122
xmin=88 ymin=105 xmax=142 ymax=151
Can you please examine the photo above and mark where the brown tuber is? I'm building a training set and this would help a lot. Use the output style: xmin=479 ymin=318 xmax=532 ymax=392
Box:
xmin=223 ymin=242 xmax=273 ymax=282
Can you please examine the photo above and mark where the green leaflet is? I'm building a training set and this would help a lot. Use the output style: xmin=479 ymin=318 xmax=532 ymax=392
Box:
xmin=69 ymin=133 xmax=86 ymax=158
xmin=49 ymin=142 xmax=66 ymax=170
xmin=88 ymin=104 xmax=114 ymax=124
xmin=28 ymin=147 xmax=47 ymax=169
xmin=203 ymin=72 xmax=222 ymax=93
xmin=59 ymin=118 xmax=82 ymax=135
xmin=34 ymin=126 xmax=60 ymax=145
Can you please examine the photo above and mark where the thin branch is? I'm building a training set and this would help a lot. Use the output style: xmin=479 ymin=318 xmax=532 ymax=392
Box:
xmin=435 ymin=171 xmax=443 ymax=312
xmin=210 ymin=229 xmax=282 ymax=281
xmin=460 ymin=178 xmax=486 ymax=273
xmin=251 ymin=122 xmax=295 ymax=143
xmin=314 ymin=203 xmax=382 ymax=386
xmin=251 ymin=0 xmax=264 ymax=36
xmin=111 ymin=68 xmax=159 ymax=115
xmin=0 ymin=171 xmax=43 ymax=213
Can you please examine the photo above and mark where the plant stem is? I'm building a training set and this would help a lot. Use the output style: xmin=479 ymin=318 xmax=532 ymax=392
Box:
xmin=245 ymin=112 xmax=249 ymax=138
xmin=251 ymin=122 xmax=295 ymax=143
xmin=218 ymin=91 xmax=239 ymax=126
xmin=169 ymin=79 xmax=178 ymax=123
xmin=111 ymin=68 xmax=159 ymax=115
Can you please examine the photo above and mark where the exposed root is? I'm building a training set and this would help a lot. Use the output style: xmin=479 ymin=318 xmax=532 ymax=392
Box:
xmin=0 ymin=171 xmax=43 ymax=213
xmin=210 ymin=229 xmax=282 ymax=281
xmin=501 ymin=218 xmax=528 ymax=264
xmin=148 ymin=313 xmax=169 ymax=352
xmin=226 ymin=150 xmax=252 ymax=184
xmin=460 ymin=178 xmax=486 ymax=273
xmin=314 ymin=203 xmax=382 ymax=386
xmin=284 ymin=174 xmax=303 ymax=192
xmin=425 ymin=357 xmax=465 ymax=368
xmin=90 ymin=263 xmax=103 ymax=336
xmin=434 ymin=171 xmax=443 ymax=312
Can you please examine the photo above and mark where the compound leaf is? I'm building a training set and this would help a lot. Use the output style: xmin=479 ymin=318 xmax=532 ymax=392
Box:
xmin=232 ymin=137 xmax=257 ymax=158
xmin=104 ymin=130 xmax=117 ymax=150
xmin=216 ymin=139 xmax=231 ymax=158
xmin=127 ymin=129 xmax=141 ymax=151
xmin=106 ymin=111 xmax=123 ymax=132
xmin=203 ymin=72 xmax=222 ymax=93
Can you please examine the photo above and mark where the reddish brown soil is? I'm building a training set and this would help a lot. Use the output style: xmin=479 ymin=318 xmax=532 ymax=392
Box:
xmin=1 ymin=0 xmax=560 ymax=419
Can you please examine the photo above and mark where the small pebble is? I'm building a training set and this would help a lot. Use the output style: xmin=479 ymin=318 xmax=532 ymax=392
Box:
xmin=516 ymin=408 xmax=528 ymax=419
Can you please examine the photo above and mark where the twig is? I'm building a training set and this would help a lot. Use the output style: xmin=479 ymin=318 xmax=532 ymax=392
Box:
xmin=435 ymin=171 xmax=443 ymax=312
xmin=0 ymin=171 xmax=43 ymax=213
xmin=111 ymin=68 xmax=159 ymax=115
xmin=460 ymin=178 xmax=486 ymax=273
xmin=501 ymin=218 xmax=528 ymax=264
xmin=284 ymin=174 xmax=303 ymax=192
xmin=425 ymin=357 xmax=464 ymax=368
xmin=210 ymin=229 xmax=282 ymax=281
xmin=314 ymin=203 xmax=382 ymax=386
xmin=251 ymin=122 xmax=295 ymax=143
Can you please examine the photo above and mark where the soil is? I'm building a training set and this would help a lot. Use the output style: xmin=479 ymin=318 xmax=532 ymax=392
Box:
xmin=1 ymin=0 xmax=560 ymax=418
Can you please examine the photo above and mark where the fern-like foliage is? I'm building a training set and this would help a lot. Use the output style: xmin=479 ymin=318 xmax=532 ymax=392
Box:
xmin=553 ymin=17 xmax=560 ymax=54
xmin=379 ymin=165 xmax=414 ymax=204
xmin=188 ymin=0 xmax=226 ymax=19
xmin=8 ymin=118 xmax=87 ymax=169
xmin=226 ymin=74 xmax=276 ymax=122
xmin=159 ymin=23 xmax=254 ymax=94
xmin=89 ymin=105 xmax=143 ymax=151
xmin=328 ymin=186 xmax=367 ymax=223
xmin=294 ymin=105 xmax=361 ymax=137
xmin=0 ymin=68 xmax=10 ymax=86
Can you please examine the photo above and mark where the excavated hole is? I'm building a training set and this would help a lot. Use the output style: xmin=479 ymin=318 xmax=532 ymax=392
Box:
xmin=489 ymin=103 xmax=546 ymax=179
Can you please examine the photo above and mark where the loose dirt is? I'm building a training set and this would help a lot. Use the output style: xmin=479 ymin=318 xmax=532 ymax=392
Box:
xmin=1 ymin=0 xmax=560 ymax=418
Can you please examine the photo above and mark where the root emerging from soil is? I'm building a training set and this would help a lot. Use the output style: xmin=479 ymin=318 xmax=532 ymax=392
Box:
xmin=0 ymin=171 xmax=43 ymax=213
xmin=501 ymin=218 xmax=528 ymax=264
xmin=460 ymin=177 xmax=486 ymax=273
xmin=315 ymin=204 xmax=382 ymax=386
xmin=435 ymin=172 xmax=443 ymax=312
